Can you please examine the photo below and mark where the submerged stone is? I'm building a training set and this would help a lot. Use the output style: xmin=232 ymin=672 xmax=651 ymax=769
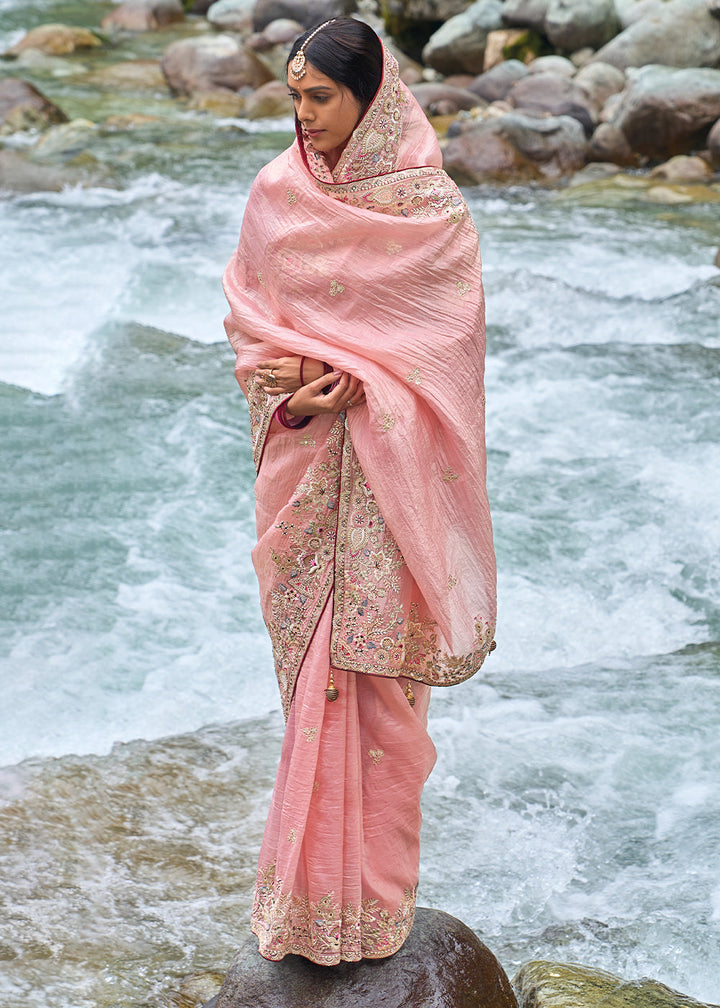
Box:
xmin=208 ymin=907 xmax=517 ymax=1008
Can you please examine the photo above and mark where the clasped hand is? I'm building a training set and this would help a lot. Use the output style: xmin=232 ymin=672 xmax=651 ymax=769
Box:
xmin=256 ymin=356 xmax=365 ymax=417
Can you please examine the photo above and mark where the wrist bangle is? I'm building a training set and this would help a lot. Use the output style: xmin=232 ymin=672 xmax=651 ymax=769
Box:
xmin=275 ymin=399 xmax=312 ymax=430
xmin=299 ymin=356 xmax=306 ymax=385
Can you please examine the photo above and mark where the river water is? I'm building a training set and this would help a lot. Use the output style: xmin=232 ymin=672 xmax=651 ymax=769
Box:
xmin=1 ymin=2 xmax=720 ymax=1006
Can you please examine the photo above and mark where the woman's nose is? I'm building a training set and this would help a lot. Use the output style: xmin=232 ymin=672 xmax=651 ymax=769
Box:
xmin=298 ymin=98 xmax=313 ymax=122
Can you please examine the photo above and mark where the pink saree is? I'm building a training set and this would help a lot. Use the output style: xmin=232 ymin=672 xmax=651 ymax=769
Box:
xmin=223 ymin=43 xmax=496 ymax=965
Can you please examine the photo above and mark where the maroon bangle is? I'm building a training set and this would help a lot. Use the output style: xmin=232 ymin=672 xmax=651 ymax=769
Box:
xmin=275 ymin=399 xmax=312 ymax=430
xmin=299 ymin=356 xmax=306 ymax=385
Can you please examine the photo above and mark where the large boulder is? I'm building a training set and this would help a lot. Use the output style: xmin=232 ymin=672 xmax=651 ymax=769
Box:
xmin=4 ymin=23 xmax=103 ymax=56
xmin=0 ymin=78 xmax=68 ymax=134
xmin=421 ymin=0 xmax=504 ymax=75
xmin=469 ymin=59 xmax=529 ymax=102
xmin=593 ymin=0 xmax=720 ymax=70
xmin=586 ymin=121 xmax=637 ymax=164
xmin=501 ymin=0 xmax=550 ymax=33
xmin=512 ymin=960 xmax=719 ymax=1008
xmin=508 ymin=71 xmax=595 ymax=134
xmin=251 ymin=0 xmax=356 ymax=32
xmin=574 ymin=60 xmax=626 ymax=118
xmin=101 ymin=0 xmax=184 ymax=31
xmin=206 ymin=0 xmax=256 ymax=31
xmin=243 ymin=80 xmax=292 ymax=117
xmin=610 ymin=64 xmax=720 ymax=158
xmin=544 ymin=0 xmax=620 ymax=53
xmin=210 ymin=908 xmax=517 ymax=1008
xmin=410 ymin=82 xmax=484 ymax=114
xmin=161 ymin=35 xmax=275 ymax=95
xmin=444 ymin=110 xmax=587 ymax=182
xmin=0 ymin=149 xmax=103 ymax=191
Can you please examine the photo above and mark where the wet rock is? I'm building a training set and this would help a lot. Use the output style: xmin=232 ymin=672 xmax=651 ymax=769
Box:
xmin=444 ymin=110 xmax=587 ymax=182
xmin=251 ymin=0 xmax=357 ymax=33
xmin=211 ymin=908 xmax=517 ymax=1008
xmin=501 ymin=0 xmax=551 ymax=34
xmin=708 ymin=117 xmax=720 ymax=165
xmin=593 ymin=0 xmax=720 ymax=71
xmin=508 ymin=71 xmax=595 ymax=134
xmin=187 ymin=89 xmax=245 ymax=115
xmin=410 ymin=82 xmax=484 ymax=115
xmin=33 ymin=118 xmax=97 ymax=158
xmin=101 ymin=0 xmax=184 ymax=31
xmin=161 ymin=35 xmax=274 ymax=96
xmin=207 ymin=0 xmax=256 ymax=32
xmin=610 ymin=64 xmax=720 ymax=158
xmin=568 ymin=160 xmax=621 ymax=184
xmin=574 ymin=61 xmax=626 ymax=119
xmin=4 ymin=23 xmax=103 ymax=57
xmin=244 ymin=80 xmax=291 ymax=118
xmin=0 ymin=148 xmax=100 ymax=192
xmin=527 ymin=54 xmax=576 ymax=77
xmin=422 ymin=0 xmax=505 ymax=76
xmin=0 ymin=78 xmax=68 ymax=135
xmin=544 ymin=0 xmax=620 ymax=53
xmin=649 ymin=154 xmax=713 ymax=181
xmin=469 ymin=59 xmax=529 ymax=102
xmin=586 ymin=121 xmax=637 ymax=164
xmin=85 ymin=60 xmax=167 ymax=90
xmin=512 ymin=960 xmax=719 ymax=1008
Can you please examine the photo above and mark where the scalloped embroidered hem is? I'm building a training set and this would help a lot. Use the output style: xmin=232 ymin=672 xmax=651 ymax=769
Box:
xmin=250 ymin=875 xmax=417 ymax=965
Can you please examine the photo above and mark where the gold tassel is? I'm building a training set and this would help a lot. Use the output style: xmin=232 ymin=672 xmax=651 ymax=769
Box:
xmin=325 ymin=672 xmax=339 ymax=702
xmin=405 ymin=682 xmax=416 ymax=707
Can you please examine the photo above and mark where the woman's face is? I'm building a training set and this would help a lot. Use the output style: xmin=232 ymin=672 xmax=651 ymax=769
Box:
xmin=287 ymin=62 xmax=364 ymax=170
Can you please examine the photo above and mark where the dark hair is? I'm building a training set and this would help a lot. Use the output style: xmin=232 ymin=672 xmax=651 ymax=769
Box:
xmin=287 ymin=18 xmax=383 ymax=113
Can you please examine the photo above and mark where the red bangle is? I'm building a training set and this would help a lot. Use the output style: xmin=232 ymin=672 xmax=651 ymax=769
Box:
xmin=275 ymin=400 xmax=312 ymax=430
xmin=299 ymin=356 xmax=306 ymax=385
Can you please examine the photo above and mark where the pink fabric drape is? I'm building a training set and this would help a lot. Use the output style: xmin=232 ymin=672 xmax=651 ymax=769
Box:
xmin=223 ymin=40 xmax=496 ymax=963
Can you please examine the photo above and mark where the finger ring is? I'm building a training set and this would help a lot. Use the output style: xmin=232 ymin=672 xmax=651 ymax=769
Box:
xmin=346 ymin=400 xmax=352 ymax=408
xmin=266 ymin=373 xmax=277 ymax=386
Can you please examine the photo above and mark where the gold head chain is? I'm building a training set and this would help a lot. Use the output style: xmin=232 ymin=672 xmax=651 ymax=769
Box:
xmin=289 ymin=19 xmax=337 ymax=80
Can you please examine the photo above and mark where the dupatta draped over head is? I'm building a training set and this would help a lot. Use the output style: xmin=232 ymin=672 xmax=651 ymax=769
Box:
xmin=224 ymin=44 xmax=496 ymax=716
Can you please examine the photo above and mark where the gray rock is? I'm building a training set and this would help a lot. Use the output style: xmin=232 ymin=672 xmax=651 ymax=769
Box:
xmin=211 ymin=908 xmax=517 ymax=1008
xmin=206 ymin=0 xmax=256 ymax=31
xmin=544 ymin=0 xmax=620 ymax=53
xmin=614 ymin=0 xmax=665 ymax=30
xmin=161 ymin=34 xmax=275 ymax=95
xmin=586 ymin=120 xmax=639 ymax=164
xmin=501 ymin=0 xmax=550 ymax=33
xmin=593 ymin=0 xmax=720 ymax=70
xmin=508 ymin=71 xmax=595 ymax=134
xmin=410 ymin=82 xmax=484 ymax=114
xmin=610 ymin=64 xmax=720 ymax=157
xmin=574 ymin=60 xmax=626 ymax=117
xmin=0 ymin=77 xmax=68 ymax=134
xmin=100 ymin=0 xmax=184 ymax=31
xmin=708 ymin=117 xmax=720 ymax=165
xmin=251 ymin=0 xmax=356 ymax=33
xmin=469 ymin=59 xmax=529 ymax=102
xmin=444 ymin=110 xmax=587 ymax=182
xmin=422 ymin=0 xmax=504 ymax=75
xmin=649 ymin=154 xmax=712 ymax=180
xmin=0 ymin=148 xmax=104 ymax=191
xmin=4 ymin=23 xmax=103 ymax=56
xmin=527 ymin=54 xmax=576 ymax=76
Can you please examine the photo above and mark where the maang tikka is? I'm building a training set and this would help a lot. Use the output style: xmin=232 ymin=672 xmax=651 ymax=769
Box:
xmin=289 ymin=19 xmax=336 ymax=81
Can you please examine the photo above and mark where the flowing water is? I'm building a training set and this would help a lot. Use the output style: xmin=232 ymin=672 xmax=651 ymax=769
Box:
xmin=1 ymin=1 xmax=720 ymax=1005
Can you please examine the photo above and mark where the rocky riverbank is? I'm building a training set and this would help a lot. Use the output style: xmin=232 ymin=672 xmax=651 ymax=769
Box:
xmin=1 ymin=0 xmax=720 ymax=196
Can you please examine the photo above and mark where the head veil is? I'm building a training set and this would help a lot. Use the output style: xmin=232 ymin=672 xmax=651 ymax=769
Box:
xmin=224 ymin=39 xmax=496 ymax=705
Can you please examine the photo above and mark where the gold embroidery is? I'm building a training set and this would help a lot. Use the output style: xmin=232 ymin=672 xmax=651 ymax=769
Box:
xmin=302 ymin=726 xmax=318 ymax=743
xmin=386 ymin=241 xmax=402 ymax=255
xmin=329 ymin=279 xmax=344 ymax=297
xmin=287 ymin=190 xmax=297 ymax=205
xmin=407 ymin=367 xmax=422 ymax=385
xmin=252 ymin=862 xmax=417 ymax=965
xmin=448 ymin=576 xmax=457 ymax=591
xmin=312 ymin=780 xmax=320 ymax=794
xmin=300 ymin=435 xmax=316 ymax=447
xmin=457 ymin=280 xmax=470 ymax=296
xmin=368 ymin=749 xmax=384 ymax=765
xmin=287 ymin=828 xmax=296 ymax=844
xmin=441 ymin=467 xmax=458 ymax=482
xmin=257 ymin=271 xmax=265 ymax=286
xmin=380 ymin=413 xmax=396 ymax=432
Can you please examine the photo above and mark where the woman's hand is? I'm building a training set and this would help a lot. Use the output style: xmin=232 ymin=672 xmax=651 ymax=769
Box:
xmin=256 ymin=356 xmax=327 ymax=395
xmin=287 ymin=371 xmax=366 ymax=417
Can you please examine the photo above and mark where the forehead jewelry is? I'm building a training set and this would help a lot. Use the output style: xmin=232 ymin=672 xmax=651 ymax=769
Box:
xmin=289 ymin=19 xmax=336 ymax=80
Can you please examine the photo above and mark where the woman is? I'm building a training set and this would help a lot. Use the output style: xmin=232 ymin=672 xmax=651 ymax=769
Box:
xmin=223 ymin=18 xmax=496 ymax=966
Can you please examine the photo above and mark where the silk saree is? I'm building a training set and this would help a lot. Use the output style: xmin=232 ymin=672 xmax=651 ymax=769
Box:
xmin=223 ymin=42 xmax=496 ymax=965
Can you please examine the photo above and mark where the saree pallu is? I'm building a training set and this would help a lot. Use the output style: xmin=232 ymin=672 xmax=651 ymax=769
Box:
xmin=224 ymin=43 xmax=496 ymax=964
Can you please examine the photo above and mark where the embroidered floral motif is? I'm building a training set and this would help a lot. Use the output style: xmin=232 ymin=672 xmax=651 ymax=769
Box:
xmin=386 ymin=241 xmax=402 ymax=255
xmin=380 ymin=413 xmax=396 ymax=432
xmin=457 ymin=280 xmax=471 ymax=296
xmin=329 ymin=280 xmax=344 ymax=297
xmin=251 ymin=862 xmax=417 ymax=965
xmin=288 ymin=828 xmax=297 ymax=844
xmin=257 ymin=271 xmax=265 ymax=286
xmin=287 ymin=190 xmax=297 ymax=205
xmin=448 ymin=576 xmax=458 ymax=591
xmin=407 ymin=367 xmax=422 ymax=385
xmin=441 ymin=467 xmax=459 ymax=482
xmin=368 ymin=749 xmax=384 ymax=765
xmin=302 ymin=726 xmax=318 ymax=743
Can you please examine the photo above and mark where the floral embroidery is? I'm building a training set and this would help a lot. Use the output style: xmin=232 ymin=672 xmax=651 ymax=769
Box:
xmin=287 ymin=190 xmax=297 ymax=205
xmin=368 ymin=749 xmax=384 ymax=765
xmin=407 ymin=367 xmax=422 ymax=385
xmin=441 ymin=467 xmax=458 ymax=482
xmin=288 ymin=829 xmax=297 ymax=844
xmin=252 ymin=862 xmax=417 ymax=965
xmin=329 ymin=279 xmax=344 ymax=297
xmin=380 ymin=413 xmax=396 ymax=432
xmin=457 ymin=280 xmax=470 ymax=296
xmin=302 ymin=726 xmax=318 ymax=743
xmin=448 ymin=576 xmax=458 ymax=591
xmin=257 ymin=271 xmax=265 ymax=286
xmin=300 ymin=435 xmax=316 ymax=447
xmin=386 ymin=241 xmax=402 ymax=255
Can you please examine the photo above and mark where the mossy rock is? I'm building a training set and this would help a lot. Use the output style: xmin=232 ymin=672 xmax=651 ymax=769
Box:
xmin=502 ymin=28 xmax=553 ymax=64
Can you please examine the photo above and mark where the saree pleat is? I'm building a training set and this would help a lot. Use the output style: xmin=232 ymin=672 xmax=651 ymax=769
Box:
xmin=251 ymin=604 xmax=436 ymax=964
